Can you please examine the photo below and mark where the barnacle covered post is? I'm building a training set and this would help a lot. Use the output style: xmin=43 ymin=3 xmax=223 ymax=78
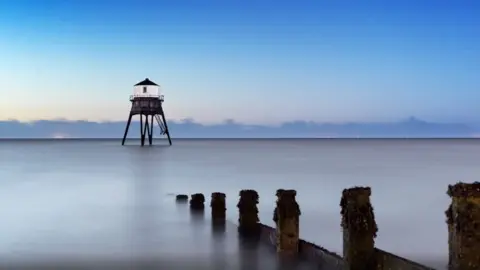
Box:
xmin=447 ymin=182 xmax=480 ymax=270
xmin=211 ymin=192 xmax=226 ymax=222
xmin=237 ymin=189 xmax=260 ymax=237
xmin=340 ymin=186 xmax=377 ymax=270
xmin=190 ymin=193 xmax=205 ymax=210
xmin=273 ymin=189 xmax=301 ymax=256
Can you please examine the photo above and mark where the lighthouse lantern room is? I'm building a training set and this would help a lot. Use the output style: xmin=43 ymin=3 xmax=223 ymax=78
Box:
xmin=121 ymin=78 xmax=172 ymax=146
xmin=131 ymin=78 xmax=162 ymax=99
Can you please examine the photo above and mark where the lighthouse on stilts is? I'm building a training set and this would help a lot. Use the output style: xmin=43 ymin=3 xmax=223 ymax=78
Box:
xmin=121 ymin=78 xmax=172 ymax=146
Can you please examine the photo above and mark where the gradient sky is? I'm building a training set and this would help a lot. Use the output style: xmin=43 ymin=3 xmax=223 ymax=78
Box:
xmin=0 ymin=0 xmax=479 ymax=124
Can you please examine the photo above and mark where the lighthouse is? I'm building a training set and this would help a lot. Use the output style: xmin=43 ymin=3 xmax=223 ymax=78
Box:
xmin=121 ymin=78 xmax=172 ymax=146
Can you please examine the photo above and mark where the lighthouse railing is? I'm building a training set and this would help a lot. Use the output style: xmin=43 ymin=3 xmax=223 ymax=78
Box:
xmin=130 ymin=94 xmax=164 ymax=101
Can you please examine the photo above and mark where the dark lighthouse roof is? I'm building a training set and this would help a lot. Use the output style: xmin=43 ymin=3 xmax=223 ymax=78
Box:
xmin=134 ymin=78 xmax=158 ymax=86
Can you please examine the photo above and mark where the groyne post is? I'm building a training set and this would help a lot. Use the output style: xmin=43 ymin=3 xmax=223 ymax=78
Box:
xmin=340 ymin=186 xmax=378 ymax=270
xmin=190 ymin=193 xmax=205 ymax=210
xmin=273 ymin=189 xmax=301 ymax=256
xmin=176 ymin=194 xmax=188 ymax=203
xmin=211 ymin=192 xmax=226 ymax=222
xmin=446 ymin=182 xmax=480 ymax=270
xmin=237 ymin=189 xmax=260 ymax=237
xmin=446 ymin=202 xmax=455 ymax=269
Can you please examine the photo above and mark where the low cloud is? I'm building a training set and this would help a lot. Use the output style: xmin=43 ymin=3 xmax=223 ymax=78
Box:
xmin=0 ymin=117 xmax=476 ymax=138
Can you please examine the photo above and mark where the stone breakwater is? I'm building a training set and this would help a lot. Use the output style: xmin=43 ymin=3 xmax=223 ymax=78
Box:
xmin=178 ymin=181 xmax=480 ymax=270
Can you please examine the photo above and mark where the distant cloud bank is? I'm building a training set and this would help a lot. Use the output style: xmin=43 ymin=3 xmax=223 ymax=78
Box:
xmin=0 ymin=117 xmax=477 ymax=138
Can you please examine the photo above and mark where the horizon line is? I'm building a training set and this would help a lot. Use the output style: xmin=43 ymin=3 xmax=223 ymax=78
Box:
xmin=0 ymin=137 xmax=478 ymax=141
xmin=0 ymin=117 xmax=474 ymax=125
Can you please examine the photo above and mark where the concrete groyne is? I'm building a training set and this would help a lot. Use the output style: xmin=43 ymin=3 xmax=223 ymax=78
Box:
xmin=182 ymin=181 xmax=480 ymax=270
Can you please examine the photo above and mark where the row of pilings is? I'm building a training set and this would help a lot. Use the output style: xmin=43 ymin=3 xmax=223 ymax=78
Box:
xmin=175 ymin=181 xmax=480 ymax=270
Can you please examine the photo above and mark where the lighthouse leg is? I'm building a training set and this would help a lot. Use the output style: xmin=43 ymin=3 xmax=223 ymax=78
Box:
xmin=148 ymin=115 xmax=154 ymax=145
xmin=121 ymin=114 xmax=133 ymax=145
xmin=139 ymin=114 xmax=144 ymax=146
xmin=160 ymin=113 xmax=172 ymax=146
xmin=141 ymin=115 xmax=148 ymax=146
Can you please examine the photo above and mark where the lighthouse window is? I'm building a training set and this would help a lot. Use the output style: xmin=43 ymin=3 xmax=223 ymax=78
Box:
xmin=142 ymin=87 xmax=147 ymax=93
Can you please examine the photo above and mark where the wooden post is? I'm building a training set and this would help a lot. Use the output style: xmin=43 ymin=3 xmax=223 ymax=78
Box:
xmin=273 ymin=189 xmax=300 ymax=256
xmin=211 ymin=192 xmax=226 ymax=222
xmin=237 ymin=189 xmax=260 ymax=237
xmin=447 ymin=182 xmax=480 ymax=270
xmin=211 ymin=193 xmax=227 ymax=268
xmin=175 ymin=194 xmax=188 ymax=203
xmin=446 ymin=203 xmax=455 ymax=269
xmin=340 ymin=187 xmax=377 ymax=270
xmin=189 ymin=193 xmax=205 ymax=210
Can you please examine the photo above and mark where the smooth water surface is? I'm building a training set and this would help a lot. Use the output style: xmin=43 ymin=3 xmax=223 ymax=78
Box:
xmin=1 ymin=139 xmax=478 ymax=267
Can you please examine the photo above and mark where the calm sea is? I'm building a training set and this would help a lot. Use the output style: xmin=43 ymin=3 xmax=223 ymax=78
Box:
xmin=1 ymin=138 xmax=477 ymax=268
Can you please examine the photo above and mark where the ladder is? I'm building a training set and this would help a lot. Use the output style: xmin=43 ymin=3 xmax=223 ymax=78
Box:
xmin=155 ymin=115 xmax=166 ymax=135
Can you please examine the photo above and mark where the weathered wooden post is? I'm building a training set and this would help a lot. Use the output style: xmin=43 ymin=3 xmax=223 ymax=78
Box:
xmin=340 ymin=186 xmax=378 ymax=270
xmin=446 ymin=182 xmax=480 ymax=270
xmin=176 ymin=194 xmax=188 ymax=203
xmin=190 ymin=193 xmax=205 ymax=210
xmin=273 ymin=189 xmax=301 ymax=256
xmin=446 ymin=203 xmax=455 ymax=269
xmin=211 ymin=192 xmax=226 ymax=223
xmin=210 ymin=193 xmax=227 ymax=268
xmin=237 ymin=189 xmax=260 ymax=237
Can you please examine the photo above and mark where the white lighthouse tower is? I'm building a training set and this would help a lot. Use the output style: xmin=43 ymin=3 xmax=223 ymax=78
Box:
xmin=121 ymin=78 xmax=172 ymax=146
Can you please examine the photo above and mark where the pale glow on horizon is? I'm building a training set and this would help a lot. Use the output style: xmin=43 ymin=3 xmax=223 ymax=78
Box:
xmin=51 ymin=133 xmax=69 ymax=139
xmin=0 ymin=97 xmax=413 ymax=125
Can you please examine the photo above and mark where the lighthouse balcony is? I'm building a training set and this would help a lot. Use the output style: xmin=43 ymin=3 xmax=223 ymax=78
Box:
xmin=130 ymin=94 xmax=164 ymax=101
xmin=130 ymin=98 xmax=164 ymax=115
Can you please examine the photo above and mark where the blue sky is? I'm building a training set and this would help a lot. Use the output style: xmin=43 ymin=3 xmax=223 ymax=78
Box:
xmin=0 ymin=0 xmax=478 ymax=124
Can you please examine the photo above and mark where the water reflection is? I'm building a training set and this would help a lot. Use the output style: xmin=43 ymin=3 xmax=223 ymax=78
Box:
xmin=128 ymin=148 xmax=163 ymax=260
xmin=211 ymin=221 xmax=226 ymax=237
xmin=176 ymin=199 xmax=189 ymax=206
xmin=189 ymin=208 xmax=205 ymax=224
xmin=239 ymin=232 xmax=260 ymax=270
xmin=211 ymin=221 xmax=227 ymax=270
